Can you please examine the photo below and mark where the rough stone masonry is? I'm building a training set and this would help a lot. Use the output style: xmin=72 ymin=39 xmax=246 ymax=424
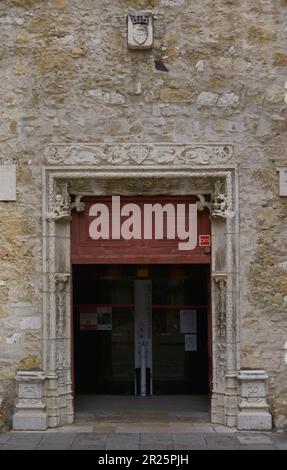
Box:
xmin=0 ymin=0 xmax=286 ymax=430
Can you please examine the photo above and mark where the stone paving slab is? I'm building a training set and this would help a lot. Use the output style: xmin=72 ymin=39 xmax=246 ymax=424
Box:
xmin=0 ymin=431 xmax=286 ymax=450
xmin=204 ymin=435 xmax=243 ymax=450
xmin=237 ymin=434 xmax=274 ymax=445
xmin=107 ymin=433 xmax=140 ymax=450
xmin=36 ymin=434 xmax=77 ymax=447
xmin=241 ymin=445 xmax=277 ymax=450
xmin=173 ymin=434 xmax=208 ymax=450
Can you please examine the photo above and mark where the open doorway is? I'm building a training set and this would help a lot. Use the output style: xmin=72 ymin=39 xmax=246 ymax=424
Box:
xmin=73 ymin=264 xmax=209 ymax=398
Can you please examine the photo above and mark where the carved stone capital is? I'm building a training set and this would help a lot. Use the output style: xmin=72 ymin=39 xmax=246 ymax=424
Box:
xmin=213 ymin=273 xmax=228 ymax=285
xmin=47 ymin=182 xmax=70 ymax=222
xmin=211 ymin=180 xmax=235 ymax=220
xmin=55 ymin=273 xmax=70 ymax=291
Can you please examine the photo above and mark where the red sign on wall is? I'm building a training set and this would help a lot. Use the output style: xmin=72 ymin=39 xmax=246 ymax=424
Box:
xmin=199 ymin=235 xmax=211 ymax=247
xmin=71 ymin=196 xmax=211 ymax=264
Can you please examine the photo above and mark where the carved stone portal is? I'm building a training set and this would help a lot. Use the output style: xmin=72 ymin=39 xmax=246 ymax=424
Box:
xmin=13 ymin=142 xmax=243 ymax=430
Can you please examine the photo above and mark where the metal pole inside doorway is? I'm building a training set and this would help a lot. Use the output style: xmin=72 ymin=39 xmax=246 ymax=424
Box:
xmin=134 ymin=279 xmax=152 ymax=396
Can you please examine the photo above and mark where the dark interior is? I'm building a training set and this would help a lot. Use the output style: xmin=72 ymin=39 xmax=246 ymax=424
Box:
xmin=73 ymin=264 xmax=209 ymax=395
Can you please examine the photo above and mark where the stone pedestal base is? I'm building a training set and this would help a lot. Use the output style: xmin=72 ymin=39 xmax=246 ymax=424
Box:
xmin=13 ymin=407 xmax=47 ymax=431
xmin=12 ymin=370 xmax=48 ymax=431
xmin=237 ymin=370 xmax=272 ymax=431
xmin=237 ymin=411 xmax=272 ymax=430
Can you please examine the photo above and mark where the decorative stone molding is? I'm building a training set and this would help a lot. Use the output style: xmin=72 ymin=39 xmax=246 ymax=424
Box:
xmin=44 ymin=143 xmax=234 ymax=167
xmin=55 ymin=274 xmax=70 ymax=339
xmin=216 ymin=343 xmax=226 ymax=381
xmin=213 ymin=274 xmax=228 ymax=386
xmin=197 ymin=194 xmax=211 ymax=212
xmin=13 ymin=371 xmax=47 ymax=431
xmin=237 ymin=370 xmax=272 ymax=430
xmin=70 ymin=194 xmax=85 ymax=213
xmin=213 ymin=274 xmax=227 ymax=339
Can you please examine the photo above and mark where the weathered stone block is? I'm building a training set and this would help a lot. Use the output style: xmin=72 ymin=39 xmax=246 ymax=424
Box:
xmin=160 ymin=87 xmax=193 ymax=103
xmin=20 ymin=317 xmax=41 ymax=330
xmin=197 ymin=92 xmax=218 ymax=107
xmin=273 ymin=52 xmax=287 ymax=66
xmin=13 ymin=410 xmax=47 ymax=431
xmin=217 ymin=93 xmax=240 ymax=108
xmin=277 ymin=167 xmax=287 ymax=196
xmin=0 ymin=165 xmax=16 ymax=201
xmin=237 ymin=412 xmax=272 ymax=431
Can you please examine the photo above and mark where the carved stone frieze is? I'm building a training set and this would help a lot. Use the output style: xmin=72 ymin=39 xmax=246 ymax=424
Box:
xmin=45 ymin=143 xmax=234 ymax=166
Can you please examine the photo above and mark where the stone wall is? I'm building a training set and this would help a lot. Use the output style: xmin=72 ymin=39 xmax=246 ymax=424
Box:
xmin=0 ymin=0 xmax=286 ymax=429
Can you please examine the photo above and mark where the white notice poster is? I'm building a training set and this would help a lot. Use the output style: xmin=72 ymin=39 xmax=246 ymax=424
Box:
xmin=180 ymin=310 xmax=197 ymax=334
xmin=185 ymin=334 xmax=197 ymax=352
xmin=80 ymin=313 xmax=97 ymax=330
xmin=97 ymin=307 xmax=112 ymax=330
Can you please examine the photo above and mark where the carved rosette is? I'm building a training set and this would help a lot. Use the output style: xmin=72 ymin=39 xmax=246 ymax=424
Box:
xmin=45 ymin=143 xmax=234 ymax=166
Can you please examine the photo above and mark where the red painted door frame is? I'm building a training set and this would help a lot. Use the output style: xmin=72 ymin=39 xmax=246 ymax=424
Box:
xmin=71 ymin=195 xmax=212 ymax=397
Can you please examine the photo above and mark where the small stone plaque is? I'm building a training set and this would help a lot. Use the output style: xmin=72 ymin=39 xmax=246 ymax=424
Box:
xmin=278 ymin=166 xmax=287 ymax=196
xmin=127 ymin=11 xmax=153 ymax=50
xmin=0 ymin=165 xmax=16 ymax=201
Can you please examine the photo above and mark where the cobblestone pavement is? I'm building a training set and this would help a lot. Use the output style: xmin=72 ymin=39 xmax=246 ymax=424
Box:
xmin=0 ymin=430 xmax=286 ymax=450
